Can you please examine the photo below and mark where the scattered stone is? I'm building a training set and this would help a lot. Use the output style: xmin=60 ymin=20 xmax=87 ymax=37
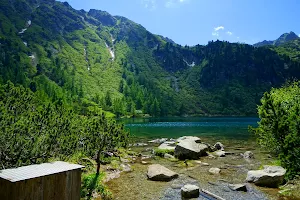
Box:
xmin=181 ymin=184 xmax=200 ymax=198
xmin=206 ymin=143 xmax=217 ymax=152
xmin=149 ymin=138 xmax=168 ymax=144
xmin=243 ymin=151 xmax=254 ymax=159
xmin=229 ymin=184 xmax=248 ymax=192
xmin=207 ymin=153 xmax=216 ymax=159
xmin=141 ymin=155 xmax=152 ymax=161
xmin=158 ymin=141 xmax=176 ymax=151
xmin=246 ymin=165 xmax=286 ymax=187
xmin=133 ymin=143 xmax=148 ymax=147
xmin=209 ymin=168 xmax=221 ymax=175
xmin=104 ymin=170 xmax=121 ymax=182
xmin=215 ymin=150 xmax=226 ymax=157
xmin=120 ymin=158 xmax=129 ymax=163
xmin=177 ymin=136 xmax=201 ymax=143
xmin=120 ymin=164 xmax=131 ymax=172
xmin=171 ymin=184 xmax=182 ymax=189
xmin=141 ymin=161 xmax=148 ymax=165
xmin=147 ymin=164 xmax=178 ymax=181
xmin=194 ymin=160 xmax=202 ymax=164
xmin=201 ymin=162 xmax=210 ymax=166
xmin=164 ymin=153 xmax=175 ymax=159
xmin=175 ymin=140 xmax=208 ymax=160
xmin=214 ymin=142 xmax=225 ymax=151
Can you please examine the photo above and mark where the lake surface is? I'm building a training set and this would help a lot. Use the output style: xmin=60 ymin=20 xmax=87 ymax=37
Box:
xmin=122 ymin=117 xmax=259 ymax=141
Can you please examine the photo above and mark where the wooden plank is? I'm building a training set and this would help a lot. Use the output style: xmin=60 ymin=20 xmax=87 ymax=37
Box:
xmin=1 ymin=168 xmax=82 ymax=200
xmin=201 ymin=189 xmax=226 ymax=200
xmin=0 ymin=179 xmax=13 ymax=200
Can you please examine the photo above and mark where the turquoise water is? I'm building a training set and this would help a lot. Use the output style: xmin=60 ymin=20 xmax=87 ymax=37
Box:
xmin=122 ymin=117 xmax=259 ymax=140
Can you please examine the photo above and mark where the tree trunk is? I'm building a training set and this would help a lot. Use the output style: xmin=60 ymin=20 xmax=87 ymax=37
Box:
xmin=96 ymin=149 xmax=101 ymax=175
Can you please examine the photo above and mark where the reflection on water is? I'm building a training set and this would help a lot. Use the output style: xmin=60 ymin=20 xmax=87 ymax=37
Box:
xmin=121 ymin=117 xmax=259 ymax=140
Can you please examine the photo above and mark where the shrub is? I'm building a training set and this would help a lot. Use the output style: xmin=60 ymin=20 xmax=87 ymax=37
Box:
xmin=154 ymin=148 xmax=175 ymax=157
xmin=81 ymin=173 xmax=112 ymax=200
xmin=250 ymin=82 xmax=300 ymax=179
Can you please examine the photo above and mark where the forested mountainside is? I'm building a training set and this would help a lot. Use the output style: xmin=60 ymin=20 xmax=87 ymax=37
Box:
xmin=1 ymin=0 xmax=300 ymax=116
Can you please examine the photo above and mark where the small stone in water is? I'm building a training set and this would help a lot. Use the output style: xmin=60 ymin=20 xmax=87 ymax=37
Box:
xmin=181 ymin=184 xmax=200 ymax=198
xmin=209 ymin=168 xmax=221 ymax=175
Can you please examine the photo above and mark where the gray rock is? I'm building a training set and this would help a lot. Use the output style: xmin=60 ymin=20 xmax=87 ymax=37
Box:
xmin=149 ymin=138 xmax=168 ymax=144
xmin=215 ymin=150 xmax=226 ymax=157
xmin=209 ymin=168 xmax=221 ymax=175
xmin=177 ymin=136 xmax=201 ymax=143
xmin=201 ymin=162 xmax=210 ymax=166
xmin=141 ymin=155 xmax=152 ymax=161
xmin=229 ymin=184 xmax=247 ymax=192
xmin=147 ymin=164 xmax=178 ymax=181
xmin=206 ymin=143 xmax=217 ymax=152
xmin=214 ymin=142 xmax=224 ymax=151
xmin=243 ymin=151 xmax=254 ymax=159
xmin=175 ymin=140 xmax=208 ymax=160
xmin=120 ymin=164 xmax=131 ymax=172
xmin=141 ymin=161 xmax=148 ymax=165
xmin=246 ymin=165 xmax=286 ymax=187
xmin=181 ymin=184 xmax=200 ymax=198
xmin=158 ymin=141 xmax=176 ymax=151
xmin=164 ymin=153 xmax=175 ymax=159
xmin=133 ymin=143 xmax=148 ymax=147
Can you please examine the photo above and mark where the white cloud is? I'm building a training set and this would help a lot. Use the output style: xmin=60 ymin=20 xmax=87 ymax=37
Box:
xmin=299 ymin=34 xmax=300 ymax=37
xmin=165 ymin=0 xmax=189 ymax=8
xmin=142 ymin=0 xmax=190 ymax=9
xmin=214 ymin=26 xmax=224 ymax=31
xmin=141 ymin=0 xmax=156 ymax=10
xmin=212 ymin=32 xmax=219 ymax=36
xmin=212 ymin=26 xmax=225 ymax=37
xmin=226 ymin=31 xmax=233 ymax=36
xmin=165 ymin=0 xmax=173 ymax=7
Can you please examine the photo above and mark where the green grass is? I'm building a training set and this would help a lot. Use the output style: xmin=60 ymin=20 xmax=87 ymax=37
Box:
xmin=154 ymin=148 xmax=175 ymax=157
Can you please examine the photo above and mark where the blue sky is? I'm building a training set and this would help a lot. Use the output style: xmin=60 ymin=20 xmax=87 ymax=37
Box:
xmin=58 ymin=0 xmax=300 ymax=46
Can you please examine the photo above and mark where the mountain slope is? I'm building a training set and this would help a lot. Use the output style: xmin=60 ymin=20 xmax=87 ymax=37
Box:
xmin=253 ymin=31 xmax=299 ymax=47
xmin=1 ymin=0 xmax=300 ymax=116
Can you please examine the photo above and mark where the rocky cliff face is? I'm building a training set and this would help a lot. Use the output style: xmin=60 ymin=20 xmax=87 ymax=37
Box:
xmin=253 ymin=31 xmax=299 ymax=47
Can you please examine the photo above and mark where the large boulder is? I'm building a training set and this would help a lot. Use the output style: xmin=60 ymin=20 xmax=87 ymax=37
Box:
xmin=175 ymin=140 xmax=208 ymax=160
xmin=147 ymin=164 xmax=178 ymax=181
xmin=177 ymin=136 xmax=201 ymax=143
xmin=181 ymin=184 xmax=200 ymax=198
xmin=246 ymin=165 xmax=286 ymax=187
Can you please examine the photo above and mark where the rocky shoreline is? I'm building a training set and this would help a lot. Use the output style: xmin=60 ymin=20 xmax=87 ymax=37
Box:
xmin=104 ymin=136 xmax=286 ymax=200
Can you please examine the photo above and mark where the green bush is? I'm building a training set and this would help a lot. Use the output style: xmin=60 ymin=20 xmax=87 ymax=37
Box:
xmin=81 ymin=173 xmax=112 ymax=200
xmin=154 ymin=148 xmax=175 ymax=157
xmin=251 ymin=82 xmax=300 ymax=179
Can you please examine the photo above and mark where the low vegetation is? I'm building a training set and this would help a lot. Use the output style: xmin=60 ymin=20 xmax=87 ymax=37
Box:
xmin=251 ymin=82 xmax=300 ymax=180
